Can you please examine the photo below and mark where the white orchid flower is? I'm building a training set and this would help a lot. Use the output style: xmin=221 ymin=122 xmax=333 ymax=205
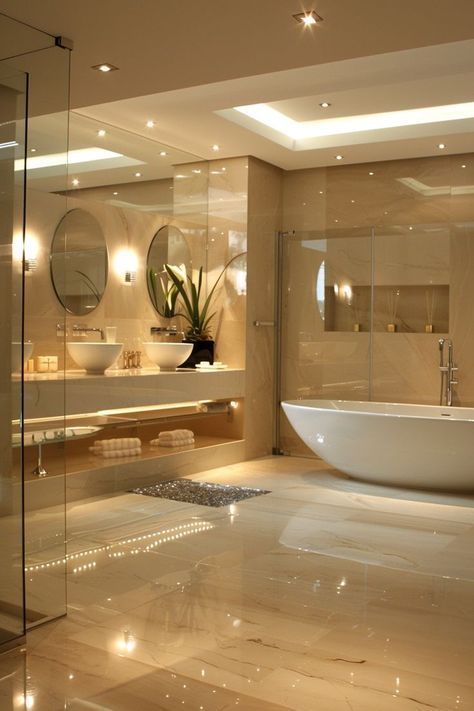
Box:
xmin=165 ymin=263 xmax=187 ymax=282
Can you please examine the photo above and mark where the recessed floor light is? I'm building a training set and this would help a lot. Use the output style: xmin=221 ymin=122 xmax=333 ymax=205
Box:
xmin=212 ymin=144 xmax=220 ymax=152
xmin=97 ymin=129 xmax=106 ymax=137
xmin=438 ymin=143 xmax=446 ymax=149
xmin=319 ymin=102 xmax=331 ymax=108
xmin=293 ymin=10 xmax=323 ymax=26
xmin=159 ymin=151 xmax=168 ymax=156
xmin=146 ymin=120 xmax=155 ymax=128
xmin=91 ymin=63 xmax=119 ymax=73
xmin=335 ymin=154 xmax=344 ymax=160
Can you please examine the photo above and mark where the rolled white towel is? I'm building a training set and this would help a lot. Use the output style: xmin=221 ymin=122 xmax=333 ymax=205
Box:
xmin=90 ymin=445 xmax=141 ymax=458
xmin=93 ymin=437 xmax=141 ymax=450
xmin=158 ymin=429 xmax=194 ymax=441
xmin=156 ymin=438 xmax=195 ymax=448
xmin=102 ymin=447 xmax=142 ymax=459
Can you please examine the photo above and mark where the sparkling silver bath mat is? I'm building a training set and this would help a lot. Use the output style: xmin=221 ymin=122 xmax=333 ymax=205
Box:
xmin=129 ymin=479 xmax=271 ymax=507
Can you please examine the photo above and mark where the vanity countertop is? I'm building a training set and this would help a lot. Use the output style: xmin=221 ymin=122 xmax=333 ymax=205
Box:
xmin=19 ymin=368 xmax=245 ymax=419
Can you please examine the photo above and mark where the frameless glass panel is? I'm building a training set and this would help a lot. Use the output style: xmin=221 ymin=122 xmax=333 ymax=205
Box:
xmin=0 ymin=63 xmax=27 ymax=647
xmin=278 ymin=228 xmax=373 ymax=456
xmin=17 ymin=44 xmax=70 ymax=627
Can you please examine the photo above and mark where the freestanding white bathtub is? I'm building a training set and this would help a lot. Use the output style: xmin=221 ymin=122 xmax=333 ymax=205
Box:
xmin=282 ymin=399 xmax=474 ymax=490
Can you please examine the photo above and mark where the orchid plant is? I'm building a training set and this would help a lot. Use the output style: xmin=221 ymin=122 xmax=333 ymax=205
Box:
xmin=147 ymin=266 xmax=182 ymax=318
xmin=165 ymin=253 xmax=246 ymax=341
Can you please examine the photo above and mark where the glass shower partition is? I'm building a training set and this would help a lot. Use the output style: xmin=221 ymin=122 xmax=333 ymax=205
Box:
xmin=277 ymin=228 xmax=374 ymax=456
xmin=0 ymin=12 xmax=71 ymax=652
xmin=0 ymin=62 xmax=28 ymax=650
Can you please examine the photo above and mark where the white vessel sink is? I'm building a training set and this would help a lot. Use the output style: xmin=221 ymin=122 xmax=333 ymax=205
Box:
xmin=67 ymin=342 xmax=123 ymax=374
xmin=143 ymin=342 xmax=193 ymax=371
xmin=12 ymin=342 xmax=34 ymax=373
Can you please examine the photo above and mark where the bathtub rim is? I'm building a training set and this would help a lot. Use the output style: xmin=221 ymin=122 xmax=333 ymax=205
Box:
xmin=281 ymin=399 xmax=474 ymax=423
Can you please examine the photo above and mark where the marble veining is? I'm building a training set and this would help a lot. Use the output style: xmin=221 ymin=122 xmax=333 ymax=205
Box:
xmin=2 ymin=456 xmax=474 ymax=710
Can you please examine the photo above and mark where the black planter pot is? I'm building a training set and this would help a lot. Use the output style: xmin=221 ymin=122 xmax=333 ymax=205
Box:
xmin=179 ymin=339 xmax=215 ymax=368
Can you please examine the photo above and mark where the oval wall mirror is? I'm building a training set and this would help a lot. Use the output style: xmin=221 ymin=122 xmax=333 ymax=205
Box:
xmin=50 ymin=209 xmax=108 ymax=315
xmin=147 ymin=225 xmax=190 ymax=313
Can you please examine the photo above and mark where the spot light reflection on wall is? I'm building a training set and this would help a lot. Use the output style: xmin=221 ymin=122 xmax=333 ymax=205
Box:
xmin=114 ymin=248 xmax=138 ymax=284
xmin=13 ymin=232 xmax=39 ymax=272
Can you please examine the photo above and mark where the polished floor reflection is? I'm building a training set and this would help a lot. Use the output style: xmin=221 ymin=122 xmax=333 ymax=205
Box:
xmin=2 ymin=456 xmax=474 ymax=710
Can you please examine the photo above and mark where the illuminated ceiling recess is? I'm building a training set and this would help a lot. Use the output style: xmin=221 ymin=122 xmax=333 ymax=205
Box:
xmin=216 ymin=101 xmax=474 ymax=151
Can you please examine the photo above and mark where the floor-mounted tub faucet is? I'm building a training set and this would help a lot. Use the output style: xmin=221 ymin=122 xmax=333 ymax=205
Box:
xmin=438 ymin=338 xmax=458 ymax=406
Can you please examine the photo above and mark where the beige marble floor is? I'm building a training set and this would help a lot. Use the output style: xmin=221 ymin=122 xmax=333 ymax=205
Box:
xmin=2 ymin=456 xmax=474 ymax=710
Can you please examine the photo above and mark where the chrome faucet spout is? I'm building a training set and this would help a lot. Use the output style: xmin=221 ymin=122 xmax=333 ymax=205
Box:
xmin=72 ymin=325 xmax=105 ymax=341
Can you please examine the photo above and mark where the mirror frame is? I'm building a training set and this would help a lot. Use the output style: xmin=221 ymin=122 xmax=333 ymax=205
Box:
xmin=146 ymin=224 xmax=190 ymax=313
xmin=50 ymin=208 xmax=109 ymax=316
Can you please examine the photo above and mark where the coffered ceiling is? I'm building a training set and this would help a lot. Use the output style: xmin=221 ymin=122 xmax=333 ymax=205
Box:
xmin=3 ymin=1 xmax=474 ymax=178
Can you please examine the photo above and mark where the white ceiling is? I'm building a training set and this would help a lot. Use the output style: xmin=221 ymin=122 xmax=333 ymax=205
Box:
xmin=3 ymin=0 xmax=474 ymax=109
xmin=4 ymin=3 xmax=474 ymax=179
xmin=77 ymin=41 xmax=474 ymax=171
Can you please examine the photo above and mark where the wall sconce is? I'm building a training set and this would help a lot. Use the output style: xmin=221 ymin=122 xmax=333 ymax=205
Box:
xmin=13 ymin=232 xmax=39 ymax=272
xmin=114 ymin=248 xmax=138 ymax=284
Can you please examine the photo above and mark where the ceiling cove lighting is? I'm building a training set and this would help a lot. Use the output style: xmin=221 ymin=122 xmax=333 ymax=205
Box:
xmin=293 ymin=10 xmax=323 ymax=26
xmin=233 ymin=101 xmax=474 ymax=141
xmin=14 ymin=147 xmax=123 ymax=172
xmin=91 ymin=63 xmax=119 ymax=73
xmin=0 ymin=140 xmax=18 ymax=150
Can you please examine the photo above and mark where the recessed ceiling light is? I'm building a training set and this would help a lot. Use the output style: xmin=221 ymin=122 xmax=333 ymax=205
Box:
xmin=134 ymin=172 xmax=142 ymax=177
xmin=293 ymin=10 xmax=323 ymax=26
xmin=72 ymin=178 xmax=79 ymax=186
xmin=92 ymin=63 xmax=118 ymax=73
xmin=97 ymin=129 xmax=106 ymax=137
xmin=192 ymin=169 xmax=201 ymax=174
xmin=409 ymin=226 xmax=414 ymax=230
xmin=369 ymin=171 xmax=375 ymax=176
xmin=438 ymin=143 xmax=446 ymax=149
xmin=319 ymin=102 xmax=331 ymax=108
xmin=30 ymin=148 xmax=37 ymax=153
xmin=146 ymin=120 xmax=155 ymax=128
xmin=462 ymin=163 xmax=467 ymax=168
xmin=212 ymin=144 xmax=220 ymax=152
xmin=159 ymin=151 xmax=168 ymax=156
xmin=335 ymin=154 xmax=344 ymax=160
xmin=113 ymin=191 xmax=118 ymax=195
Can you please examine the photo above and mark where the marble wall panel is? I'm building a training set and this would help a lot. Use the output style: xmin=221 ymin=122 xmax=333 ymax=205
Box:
xmin=281 ymin=152 xmax=474 ymax=417
xmin=245 ymin=158 xmax=282 ymax=459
